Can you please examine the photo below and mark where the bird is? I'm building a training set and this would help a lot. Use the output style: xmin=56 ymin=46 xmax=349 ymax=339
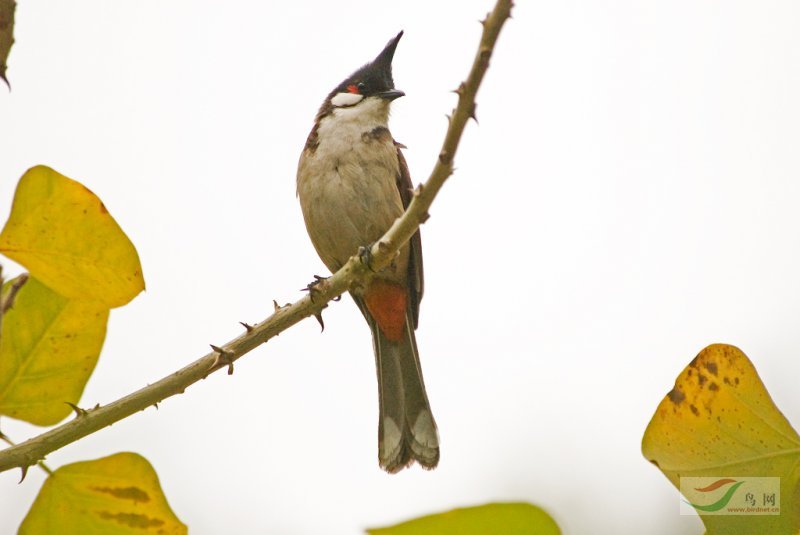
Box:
xmin=296 ymin=31 xmax=439 ymax=473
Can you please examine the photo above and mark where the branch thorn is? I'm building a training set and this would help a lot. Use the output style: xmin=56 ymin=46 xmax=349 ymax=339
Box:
xmin=469 ymin=102 xmax=479 ymax=124
xmin=19 ymin=465 xmax=28 ymax=484
xmin=314 ymin=312 xmax=325 ymax=332
xmin=210 ymin=344 xmax=235 ymax=375
xmin=65 ymin=402 xmax=88 ymax=417
xmin=239 ymin=321 xmax=255 ymax=333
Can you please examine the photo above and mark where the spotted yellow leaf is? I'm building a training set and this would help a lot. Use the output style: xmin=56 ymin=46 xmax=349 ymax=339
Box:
xmin=19 ymin=452 xmax=187 ymax=535
xmin=0 ymin=165 xmax=144 ymax=308
xmin=642 ymin=344 xmax=800 ymax=534
xmin=0 ymin=276 xmax=107 ymax=425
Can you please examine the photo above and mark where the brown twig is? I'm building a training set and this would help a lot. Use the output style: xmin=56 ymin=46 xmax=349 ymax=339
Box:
xmin=1 ymin=271 xmax=28 ymax=314
xmin=0 ymin=266 xmax=28 ymax=352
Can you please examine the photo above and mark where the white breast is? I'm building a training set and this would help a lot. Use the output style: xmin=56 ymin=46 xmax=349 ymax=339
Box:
xmin=297 ymin=97 xmax=404 ymax=271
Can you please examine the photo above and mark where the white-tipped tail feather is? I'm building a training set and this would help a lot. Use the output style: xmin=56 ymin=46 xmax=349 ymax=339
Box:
xmin=370 ymin=306 xmax=439 ymax=473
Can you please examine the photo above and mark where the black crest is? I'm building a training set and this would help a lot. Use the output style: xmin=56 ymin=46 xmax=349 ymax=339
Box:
xmin=328 ymin=31 xmax=403 ymax=99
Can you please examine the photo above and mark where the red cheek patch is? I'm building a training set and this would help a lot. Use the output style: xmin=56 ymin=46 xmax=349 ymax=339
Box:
xmin=347 ymin=84 xmax=360 ymax=94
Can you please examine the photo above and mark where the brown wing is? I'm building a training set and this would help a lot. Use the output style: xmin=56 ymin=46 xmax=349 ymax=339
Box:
xmin=395 ymin=143 xmax=424 ymax=328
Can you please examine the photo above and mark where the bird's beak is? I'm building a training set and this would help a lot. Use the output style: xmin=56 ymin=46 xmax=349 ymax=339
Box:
xmin=378 ymin=89 xmax=405 ymax=101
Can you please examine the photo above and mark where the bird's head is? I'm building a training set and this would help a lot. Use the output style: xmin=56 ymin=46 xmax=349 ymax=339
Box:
xmin=318 ymin=31 xmax=405 ymax=124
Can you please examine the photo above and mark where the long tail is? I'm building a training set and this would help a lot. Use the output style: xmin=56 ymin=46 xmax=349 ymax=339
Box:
xmin=354 ymin=294 xmax=439 ymax=472
xmin=373 ymin=308 xmax=439 ymax=472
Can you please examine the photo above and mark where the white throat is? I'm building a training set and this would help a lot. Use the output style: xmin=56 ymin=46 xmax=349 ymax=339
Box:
xmin=318 ymin=96 xmax=391 ymax=141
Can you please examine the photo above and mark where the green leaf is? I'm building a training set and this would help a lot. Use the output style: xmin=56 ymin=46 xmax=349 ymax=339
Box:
xmin=642 ymin=343 xmax=800 ymax=534
xmin=19 ymin=452 xmax=187 ymax=535
xmin=0 ymin=165 xmax=145 ymax=308
xmin=367 ymin=503 xmax=561 ymax=535
xmin=0 ymin=276 xmax=107 ymax=425
xmin=0 ymin=0 xmax=14 ymax=87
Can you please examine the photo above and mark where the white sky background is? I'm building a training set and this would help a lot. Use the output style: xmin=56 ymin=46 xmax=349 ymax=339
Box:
xmin=2 ymin=1 xmax=800 ymax=533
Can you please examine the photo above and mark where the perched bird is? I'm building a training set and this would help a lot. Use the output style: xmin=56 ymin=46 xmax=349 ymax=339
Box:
xmin=296 ymin=31 xmax=439 ymax=473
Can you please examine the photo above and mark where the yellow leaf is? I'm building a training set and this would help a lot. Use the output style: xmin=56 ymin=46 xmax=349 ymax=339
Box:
xmin=642 ymin=344 xmax=800 ymax=534
xmin=366 ymin=503 xmax=561 ymax=535
xmin=0 ymin=165 xmax=144 ymax=308
xmin=19 ymin=452 xmax=187 ymax=535
xmin=0 ymin=276 xmax=107 ymax=425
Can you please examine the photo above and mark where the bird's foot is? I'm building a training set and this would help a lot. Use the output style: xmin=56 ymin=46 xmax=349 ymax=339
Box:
xmin=358 ymin=244 xmax=376 ymax=272
xmin=302 ymin=275 xmax=329 ymax=301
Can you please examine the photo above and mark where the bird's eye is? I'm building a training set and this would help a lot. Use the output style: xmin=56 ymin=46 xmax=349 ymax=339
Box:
xmin=357 ymin=81 xmax=366 ymax=92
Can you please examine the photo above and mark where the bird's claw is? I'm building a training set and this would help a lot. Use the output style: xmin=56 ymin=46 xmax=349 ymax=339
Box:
xmin=359 ymin=245 xmax=376 ymax=272
xmin=303 ymin=275 xmax=328 ymax=303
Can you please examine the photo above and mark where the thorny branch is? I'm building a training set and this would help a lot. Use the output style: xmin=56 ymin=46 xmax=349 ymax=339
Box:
xmin=0 ymin=0 xmax=514 ymax=475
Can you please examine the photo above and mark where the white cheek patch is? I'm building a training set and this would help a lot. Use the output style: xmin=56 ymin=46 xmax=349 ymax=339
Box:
xmin=331 ymin=92 xmax=364 ymax=107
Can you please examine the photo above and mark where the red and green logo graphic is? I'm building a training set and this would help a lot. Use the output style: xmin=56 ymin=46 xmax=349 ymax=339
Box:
xmin=680 ymin=476 xmax=780 ymax=516
xmin=684 ymin=479 xmax=745 ymax=512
